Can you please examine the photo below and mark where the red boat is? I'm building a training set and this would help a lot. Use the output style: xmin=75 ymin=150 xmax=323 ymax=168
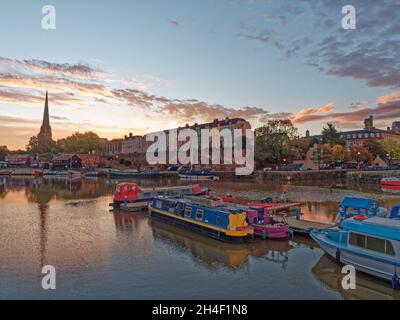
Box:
xmin=113 ymin=183 xmax=204 ymax=208
xmin=205 ymin=194 xmax=234 ymax=203
xmin=246 ymin=206 xmax=289 ymax=239
xmin=381 ymin=177 xmax=400 ymax=186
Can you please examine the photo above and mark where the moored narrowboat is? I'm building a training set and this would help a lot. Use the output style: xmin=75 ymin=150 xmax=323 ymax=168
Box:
xmin=148 ymin=196 xmax=253 ymax=242
xmin=112 ymin=182 xmax=204 ymax=208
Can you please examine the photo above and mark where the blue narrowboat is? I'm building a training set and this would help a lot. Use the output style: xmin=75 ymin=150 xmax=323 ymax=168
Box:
xmin=148 ymin=196 xmax=253 ymax=242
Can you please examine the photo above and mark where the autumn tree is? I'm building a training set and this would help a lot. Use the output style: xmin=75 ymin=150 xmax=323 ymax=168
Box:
xmin=347 ymin=146 xmax=374 ymax=164
xmin=364 ymin=139 xmax=387 ymax=159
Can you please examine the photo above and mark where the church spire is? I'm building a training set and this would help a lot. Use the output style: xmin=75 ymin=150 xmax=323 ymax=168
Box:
xmin=38 ymin=90 xmax=52 ymax=140
xmin=43 ymin=90 xmax=49 ymax=127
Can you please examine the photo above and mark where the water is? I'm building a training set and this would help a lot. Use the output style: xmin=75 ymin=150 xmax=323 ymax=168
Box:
xmin=1 ymin=176 xmax=400 ymax=300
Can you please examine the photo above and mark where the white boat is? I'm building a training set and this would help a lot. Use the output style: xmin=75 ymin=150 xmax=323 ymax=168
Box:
xmin=311 ymin=205 xmax=400 ymax=288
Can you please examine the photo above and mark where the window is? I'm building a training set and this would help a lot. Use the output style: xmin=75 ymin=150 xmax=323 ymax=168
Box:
xmin=184 ymin=206 xmax=192 ymax=218
xmin=166 ymin=201 xmax=175 ymax=212
xmin=175 ymin=202 xmax=185 ymax=215
xmin=216 ymin=216 xmax=221 ymax=224
xmin=349 ymin=233 xmax=365 ymax=247
xmin=366 ymin=236 xmax=385 ymax=253
xmin=349 ymin=233 xmax=396 ymax=256
xmin=196 ymin=209 xmax=204 ymax=221
xmin=386 ymin=241 xmax=396 ymax=256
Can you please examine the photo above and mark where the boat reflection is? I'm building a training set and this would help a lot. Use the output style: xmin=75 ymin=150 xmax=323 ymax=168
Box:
xmin=148 ymin=219 xmax=318 ymax=270
xmin=312 ymin=254 xmax=400 ymax=300
xmin=381 ymin=185 xmax=400 ymax=195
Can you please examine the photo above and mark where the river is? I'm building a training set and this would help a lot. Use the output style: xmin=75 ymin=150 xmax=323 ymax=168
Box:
xmin=0 ymin=176 xmax=399 ymax=299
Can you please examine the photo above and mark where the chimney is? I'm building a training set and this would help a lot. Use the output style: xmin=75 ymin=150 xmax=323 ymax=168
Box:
xmin=364 ymin=115 xmax=374 ymax=130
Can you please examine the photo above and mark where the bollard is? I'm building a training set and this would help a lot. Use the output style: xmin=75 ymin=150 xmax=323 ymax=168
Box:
xmin=261 ymin=228 xmax=267 ymax=240
xmin=295 ymin=207 xmax=300 ymax=221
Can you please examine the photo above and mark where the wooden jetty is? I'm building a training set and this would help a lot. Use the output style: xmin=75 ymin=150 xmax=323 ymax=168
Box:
xmin=118 ymin=201 xmax=148 ymax=213
xmin=287 ymin=216 xmax=335 ymax=234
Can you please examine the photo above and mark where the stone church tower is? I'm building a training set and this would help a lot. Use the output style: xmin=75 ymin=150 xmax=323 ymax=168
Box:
xmin=38 ymin=91 xmax=52 ymax=140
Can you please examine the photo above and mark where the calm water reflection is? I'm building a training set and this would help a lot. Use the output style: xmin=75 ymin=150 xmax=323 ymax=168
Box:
xmin=0 ymin=176 xmax=399 ymax=299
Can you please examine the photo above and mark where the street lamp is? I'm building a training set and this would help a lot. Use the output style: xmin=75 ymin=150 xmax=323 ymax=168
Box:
xmin=357 ymin=151 xmax=361 ymax=170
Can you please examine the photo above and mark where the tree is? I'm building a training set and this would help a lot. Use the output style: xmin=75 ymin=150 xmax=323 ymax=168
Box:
xmin=313 ymin=144 xmax=332 ymax=168
xmin=347 ymin=146 xmax=374 ymax=164
xmin=26 ymin=135 xmax=57 ymax=155
xmin=381 ymin=139 xmax=400 ymax=165
xmin=0 ymin=145 xmax=8 ymax=161
xmin=124 ymin=160 xmax=132 ymax=167
xmin=321 ymin=123 xmax=345 ymax=146
xmin=364 ymin=139 xmax=386 ymax=159
xmin=255 ymin=120 xmax=301 ymax=165
xmin=327 ymin=144 xmax=345 ymax=163
xmin=57 ymin=132 xmax=106 ymax=154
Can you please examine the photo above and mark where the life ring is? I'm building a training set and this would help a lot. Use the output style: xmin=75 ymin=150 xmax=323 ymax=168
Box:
xmin=354 ymin=215 xmax=367 ymax=221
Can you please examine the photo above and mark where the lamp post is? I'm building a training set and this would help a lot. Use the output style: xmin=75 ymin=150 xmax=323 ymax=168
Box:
xmin=387 ymin=152 xmax=392 ymax=167
xmin=357 ymin=151 xmax=361 ymax=171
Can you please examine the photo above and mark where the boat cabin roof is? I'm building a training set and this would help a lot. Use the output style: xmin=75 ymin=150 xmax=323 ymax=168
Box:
xmin=157 ymin=196 xmax=245 ymax=215
xmin=342 ymin=217 xmax=400 ymax=241
xmin=340 ymin=197 xmax=378 ymax=210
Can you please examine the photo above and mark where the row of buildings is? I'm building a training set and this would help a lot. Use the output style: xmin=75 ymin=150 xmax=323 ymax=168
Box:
xmin=106 ymin=117 xmax=251 ymax=156
xmin=304 ymin=116 xmax=400 ymax=147
xmin=298 ymin=116 xmax=400 ymax=170
xmin=3 ymin=153 xmax=104 ymax=170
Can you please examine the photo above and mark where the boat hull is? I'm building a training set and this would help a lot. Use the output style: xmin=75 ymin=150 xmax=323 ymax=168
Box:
xmin=178 ymin=174 xmax=216 ymax=180
xmin=149 ymin=207 xmax=253 ymax=243
xmin=252 ymin=224 xmax=289 ymax=239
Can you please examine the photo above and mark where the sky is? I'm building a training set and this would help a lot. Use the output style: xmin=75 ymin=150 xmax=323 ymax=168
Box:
xmin=0 ymin=0 xmax=400 ymax=149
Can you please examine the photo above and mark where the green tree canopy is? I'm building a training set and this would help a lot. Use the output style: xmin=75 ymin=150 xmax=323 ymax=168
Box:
xmin=321 ymin=123 xmax=345 ymax=146
xmin=0 ymin=145 xmax=8 ymax=161
xmin=57 ymin=131 xmax=106 ymax=154
xmin=26 ymin=135 xmax=57 ymax=155
xmin=381 ymin=139 xmax=400 ymax=164
xmin=255 ymin=119 xmax=304 ymax=165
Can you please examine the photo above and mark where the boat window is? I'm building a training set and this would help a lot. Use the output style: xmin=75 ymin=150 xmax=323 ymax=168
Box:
xmin=350 ymin=233 xmax=396 ymax=256
xmin=156 ymin=200 xmax=162 ymax=209
xmin=196 ymin=209 xmax=204 ymax=221
xmin=216 ymin=216 xmax=221 ymax=224
xmin=366 ymin=236 xmax=385 ymax=253
xmin=349 ymin=233 xmax=366 ymax=248
xmin=184 ymin=206 xmax=192 ymax=218
xmin=175 ymin=202 xmax=185 ymax=215
xmin=166 ymin=201 xmax=176 ymax=212
xmin=386 ymin=241 xmax=396 ymax=256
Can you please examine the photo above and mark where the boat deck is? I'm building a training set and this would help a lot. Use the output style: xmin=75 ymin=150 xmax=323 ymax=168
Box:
xmin=287 ymin=217 xmax=335 ymax=233
xmin=118 ymin=201 xmax=148 ymax=212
